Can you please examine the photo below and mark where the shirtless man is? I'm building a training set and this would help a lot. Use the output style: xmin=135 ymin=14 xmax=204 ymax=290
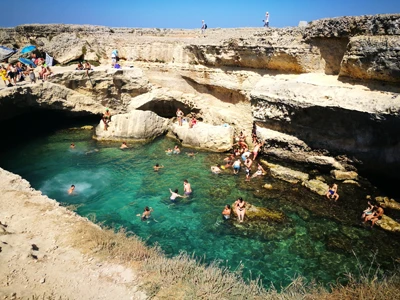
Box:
xmin=141 ymin=206 xmax=153 ymax=221
xmin=183 ymin=180 xmax=192 ymax=196
xmin=153 ymin=164 xmax=164 ymax=171
xmin=173 ymin=145 xmax=181 ymax=154
xmin=326 ymin=183 xmax=339 ymax=201
xmin=120 ymin=142 xmax=128 ymax=149
xmin=70 ymin=143 xmax=75 ymax=149
xmin=68 ymin=185 xmax=75 ymax=195
xmin=252 ymin=141 xmax=263 ymax=160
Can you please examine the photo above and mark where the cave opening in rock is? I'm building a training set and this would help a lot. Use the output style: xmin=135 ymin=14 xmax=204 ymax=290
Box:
xmin=0 ymin=109 xmax=100 ymax=150
xmin=136 ymin=99 xmax=200 ymax=118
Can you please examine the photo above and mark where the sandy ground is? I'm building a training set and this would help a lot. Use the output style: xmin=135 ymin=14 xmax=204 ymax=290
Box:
xmin=0 ymin=168 xmax=147 ymax=300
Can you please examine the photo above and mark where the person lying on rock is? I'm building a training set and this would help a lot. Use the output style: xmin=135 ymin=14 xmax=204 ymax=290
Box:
xmin=76 ymin=62 xmax=84 ymax=70
xmin=251 ymin=163 xmax=266 ymax=178
xmin=211 ymin=164 xmax=222 ymax=174
xmin=364 ymin=205 xmax=384 ymax=228
xmin=326 ymin=183 xmax=339 ymax=201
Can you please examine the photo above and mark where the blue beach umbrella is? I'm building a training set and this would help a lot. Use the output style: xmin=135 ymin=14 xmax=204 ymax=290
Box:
xmin=18 ymin=57 xmax=37 ymax=68
xmin=20 ymin=45 xmax=36 ymax=54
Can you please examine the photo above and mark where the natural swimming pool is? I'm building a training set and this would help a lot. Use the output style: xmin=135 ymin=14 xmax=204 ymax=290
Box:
xmin=1 ymin=124 xmax=399 ymax=288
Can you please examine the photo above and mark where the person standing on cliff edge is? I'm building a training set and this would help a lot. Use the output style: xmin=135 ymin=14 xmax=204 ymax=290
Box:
xmin=264 ymin=12 xmax=270 ymax=27
xmin=201 ymin=20 xmax=207 ymax=35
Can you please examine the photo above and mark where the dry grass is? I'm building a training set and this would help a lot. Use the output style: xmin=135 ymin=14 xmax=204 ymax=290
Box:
xmin=69 ymin=221 xmax=400 ymax=300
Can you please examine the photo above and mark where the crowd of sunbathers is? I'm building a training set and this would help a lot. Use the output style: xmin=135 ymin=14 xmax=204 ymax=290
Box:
xmin=1 ymin=58 xmax=54 ymax=88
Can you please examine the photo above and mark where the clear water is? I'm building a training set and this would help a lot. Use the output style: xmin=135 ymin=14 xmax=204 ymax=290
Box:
xmin=1 ymin=126 xmax=399 ymax=288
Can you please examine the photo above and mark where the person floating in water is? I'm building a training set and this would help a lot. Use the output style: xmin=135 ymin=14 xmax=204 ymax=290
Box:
xmin=153 ymin=164 xmax=164 ymax=172
xmin=68 ymin=185 xmax=75 ymax=195
xmin=222 ymin=204 xmax=231 ymax=220
xmin=186 ymin=152 xmax=197 ymax=158
xmin=120 ymin=142 xmax=128 ymax=149
xmin=235 ymin=197 xmax=246 ymax=223
xmin=183 ymin=180 xmax=192 ymax=196
xmin=141 ymin=206 xmax=153 ymax=221
xmin=169 ymin=188 xmax=187 ymax=201
xmin=326 ymin=183 xmax=339 ymax=201
xmin=70 ymin=143 xmax=75 ymax=149
xmin=165 ymin=148 xmax=173 ymax=155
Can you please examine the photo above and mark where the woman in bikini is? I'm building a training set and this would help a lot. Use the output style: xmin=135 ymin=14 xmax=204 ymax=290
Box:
xmin=235 ymin=197 xmax=246 ymax=223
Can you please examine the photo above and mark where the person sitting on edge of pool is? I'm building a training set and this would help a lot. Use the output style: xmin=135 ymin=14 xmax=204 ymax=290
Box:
xmin=70 ymin=143 xmax=75 ymax=149
xmin=68 ymin=185 xmax=75 ymax=195
xmin=120 ymin=142 xmax=128 ymax=149
xmin=153 ymin=163 xmax=164 ymax=172
xmin=169 ymin=188 xmax=187 ymax=201
xmin=326 ymin=183 xmax=339 ymax=201
xmin=141 ymin=206 xmax=153 ymax=221
xmin=222 ymin=204 xmax=231 ymax=220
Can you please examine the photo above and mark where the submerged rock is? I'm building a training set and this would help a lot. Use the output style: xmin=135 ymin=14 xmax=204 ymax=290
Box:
xmin=331 ymin=170 xmax=358 ymax=181
xmin=95 ymin=110 xmax=169 ymax=141
xmin=170 ymin=122 xmax=234 ymax=152
xmin=231 ymin=202 xmax=286 ymax=223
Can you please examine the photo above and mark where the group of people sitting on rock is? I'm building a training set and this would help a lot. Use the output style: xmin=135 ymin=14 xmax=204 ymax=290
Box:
xmin=210 ymin=129 xmax=266 ymax=180
xmin=221 ymin=197 xmax=246 ymax=223
xmin=76 ymin=61 xmax=93 ymax=76
xmin=362 ymin=201 xmax=384 ymax=228
xmin=1 ymin=62 xmax=37 ymax=87
xmin=176 ymin=108 xmax=198 ymax=128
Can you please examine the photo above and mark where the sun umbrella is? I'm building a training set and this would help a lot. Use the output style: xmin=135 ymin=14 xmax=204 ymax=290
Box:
xmin=18 ymin=58 xmax=37 ymax=68
xmin=0 ymin=46 xmax=17 ymax=62
xmin=20 ymin=45 xmax=36 ymax=54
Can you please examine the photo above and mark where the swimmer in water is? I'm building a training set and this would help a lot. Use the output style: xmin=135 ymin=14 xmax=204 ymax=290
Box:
xmin=183 ymin=179 xmax=192 ymax=195
xmin=222 ymin=204 xmax=231 ymax=220
xmin=120 ymin=142 xmax=128 ymax=149
xmin=169 ymin=188 xmax=187 ymax=201
xmin=186 ymin=152 xmax=198 ymax=158
xmin=141 ymin=206 xmax=153 ymax=221
xmin=68 ymin=185 xmax=75 ymax=195
xmin=153 ymin=164 xmax=164 ymax=171
xmin=70 ymin=143 xmax=75 ymax=149
xmin=173 ymin=145 xmax=181 ymax=154
xmin=165 ymin=148 xmax=173 ymax=155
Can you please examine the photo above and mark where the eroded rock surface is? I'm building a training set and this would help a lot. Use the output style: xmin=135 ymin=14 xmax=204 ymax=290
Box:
xmin=95 ymin=110 xmax=169 ymax=141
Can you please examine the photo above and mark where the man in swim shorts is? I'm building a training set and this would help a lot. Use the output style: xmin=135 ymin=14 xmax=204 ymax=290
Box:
xmin=233 ymin=159 xmax=241 ymax=174
xmin=183 ymin=180 xmax=192 ymax=195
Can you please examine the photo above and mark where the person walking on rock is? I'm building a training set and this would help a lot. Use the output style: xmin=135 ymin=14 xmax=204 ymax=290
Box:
xmin=201 ymin=20 xmax=207 ymax=35
xmin=264 ymin=12 xmax=270 ymax=27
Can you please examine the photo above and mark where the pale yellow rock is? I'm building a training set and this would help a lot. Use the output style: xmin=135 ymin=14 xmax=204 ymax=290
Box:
xmin=263 ymin=184 xmax=273 ymax=190
xmin=260 ymin=160 xmax=309 ymax=184
xmin=343 ymin=180 xmax=361 ymax=186
xmin=375 ymin=197 xmax=400 ymax=211
xmin=302 ymin=180 xmax=329 ymax=196
xmin=331 ymin=170 xmax=358 ymax=181
xmin=376 ymin=215 xmax=400 ymax=233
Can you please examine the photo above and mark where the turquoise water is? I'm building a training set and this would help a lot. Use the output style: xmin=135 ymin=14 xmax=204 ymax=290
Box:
xmin=1 ymin=126 xmax=399 ymax=288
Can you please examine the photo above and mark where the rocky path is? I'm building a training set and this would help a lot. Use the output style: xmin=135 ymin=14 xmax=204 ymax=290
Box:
xmin=0 ymin=168 xmax=146 ymax=300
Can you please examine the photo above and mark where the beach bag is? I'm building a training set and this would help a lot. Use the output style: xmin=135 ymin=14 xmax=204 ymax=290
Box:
xmin=204 ymin=24 xmax=208 ymax=29
xmin=114 ymin=64 xmax=121 ymax=69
